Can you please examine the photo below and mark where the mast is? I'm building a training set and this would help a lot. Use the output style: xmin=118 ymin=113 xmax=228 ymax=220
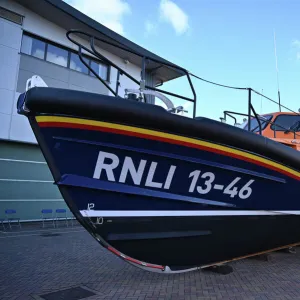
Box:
xmin=273 ymin=30 xmax=281 ymax=112
xmin=260 ymin=89 xmax=263 ymax=114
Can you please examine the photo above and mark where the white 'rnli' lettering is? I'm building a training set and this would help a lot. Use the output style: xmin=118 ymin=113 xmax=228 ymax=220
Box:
xmin=93 ymin=151 xmax=177 ymax=190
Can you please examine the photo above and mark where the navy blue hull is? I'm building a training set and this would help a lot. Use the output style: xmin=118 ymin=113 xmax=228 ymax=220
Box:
xmin=25 ymin=116 xmax=300 ymax=270
xmin=15 ymin=60 xmax=300 ymax=272
xmin=16 ymin=84 xmax=300 ymax=272
xmin=38 ymin=126 xmax=299 ymax=213
xmin=92 ymin=215 xmax=300 ymax=267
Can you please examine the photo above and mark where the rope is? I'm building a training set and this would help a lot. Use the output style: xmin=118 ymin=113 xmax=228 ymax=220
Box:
xmin=189 ymin=72 xmax=300 ymax=116
xmin=189 ymin=72 xmax=248 ymax=90
xmin=251 ymin=89 xmax=300 ymax=116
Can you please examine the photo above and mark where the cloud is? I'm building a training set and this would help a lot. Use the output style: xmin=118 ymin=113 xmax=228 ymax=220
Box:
xmin=291 ymin=39 xmax=300 ymax=61
xmin=64 ymin=0 xmax=131 ymax=36
xmin=183 ymin=101 xmax=193 ymax=110
xmin=144 ymin=21 xmax=157 ymax=36
xmin=32 ymin=49 xmax=45 ymax=60
xmin=292 ymin=39 xmax=300 ymax=48
xmin=159 ymin=0 xmax=189 ymax=35
xmin=46 ymin=51 xmax=68 ymax=67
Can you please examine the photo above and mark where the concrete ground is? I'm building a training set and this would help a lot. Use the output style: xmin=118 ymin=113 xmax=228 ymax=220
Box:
xmin=1 ymin=222 xmax=300 ymax=300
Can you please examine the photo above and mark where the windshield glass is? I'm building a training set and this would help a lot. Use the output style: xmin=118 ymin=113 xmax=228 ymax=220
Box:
xmin=270 ymin=115 xmax=300 ymax=131
xmin=242 ymin=115 xmax=273 ymax=132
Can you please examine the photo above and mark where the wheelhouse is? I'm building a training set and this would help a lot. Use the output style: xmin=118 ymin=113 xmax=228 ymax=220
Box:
xmin=221 ymin=111 xmax=300 ymax=151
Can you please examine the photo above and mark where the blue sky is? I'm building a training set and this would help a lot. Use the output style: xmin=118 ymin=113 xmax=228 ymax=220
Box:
xmin=65 ymin=0 xmax=300 ymax=122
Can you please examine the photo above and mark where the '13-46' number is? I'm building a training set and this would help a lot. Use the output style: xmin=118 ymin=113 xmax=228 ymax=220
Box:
xmin=188 ymin=170 xmax=254 ymax=199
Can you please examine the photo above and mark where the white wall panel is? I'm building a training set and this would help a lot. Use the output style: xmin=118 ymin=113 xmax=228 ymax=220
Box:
xmin=0 ymin=113 xmax=10 ymax=139
xmin=9 ymin=115 xmax=37 ymax=144
xmin=0 ymin=64 xmax=19 ymax=91
xmin=0 ymin=44 xmax=19 ymax=69
xmin=115 ymin=62 xmax=141 ymax=98
xmin=68 ymin=84 xmax=88 ymax=93
xmin=0 ymin=88 xmax=14 ymax=115
xmin=0 ymin=18 xmax=22 ymax=49
xmin=12 ymin=91 xmax=20 ymax=116
xmin=0 ymin=15 xmax=22 ymax=142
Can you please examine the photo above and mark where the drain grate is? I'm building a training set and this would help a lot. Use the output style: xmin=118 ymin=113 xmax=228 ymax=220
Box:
xmin=39 ymin=286 xmax=96 ymax=300
xmin=40 ymin=233 xmax=61 ymax=237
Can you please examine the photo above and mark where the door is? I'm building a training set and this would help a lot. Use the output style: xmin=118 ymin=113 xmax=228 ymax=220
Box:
xmin=0 ymin=140 xmax=70 ymax=222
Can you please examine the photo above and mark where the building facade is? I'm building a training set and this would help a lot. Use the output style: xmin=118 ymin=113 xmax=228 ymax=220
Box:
xmin=0 ymin=0 xmax=182 ymax=221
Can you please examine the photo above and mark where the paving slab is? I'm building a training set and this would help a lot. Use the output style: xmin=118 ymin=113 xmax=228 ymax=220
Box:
xmin=1 ymin=224 xmax=300 ymax=299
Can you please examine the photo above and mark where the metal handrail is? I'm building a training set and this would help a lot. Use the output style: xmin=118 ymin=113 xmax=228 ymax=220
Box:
xmin=66 ymin=29 xmax=197 ymax=118
xmin=66 ymin=30 xmax=300 ymax=128
xmin=221 ymin=110 xmax=300 ymax=138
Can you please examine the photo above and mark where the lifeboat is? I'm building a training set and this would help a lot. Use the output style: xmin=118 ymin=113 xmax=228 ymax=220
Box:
xmin=17 ymin=30 xmax=300 ymax=273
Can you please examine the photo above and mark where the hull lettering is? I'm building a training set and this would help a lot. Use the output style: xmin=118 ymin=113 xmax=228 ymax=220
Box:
xmin=93 ymin=150 xmax=256 ymax=199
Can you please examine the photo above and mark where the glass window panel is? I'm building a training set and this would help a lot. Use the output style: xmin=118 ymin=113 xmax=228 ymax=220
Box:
xmin=20 ymin=35 xmax=32 ymax=55
xmin=31 ymin=39 xmax=46 ymax=59
xmin=90 ymin=60 xmax=108 ymax=80
xmin=70 ymin=53 xmax=89 ymax=74
xmin=46 ymin=44 xmax=68 ymax=67
xmin=243 ymin=115 xmax=273 ymax=132
xmin=271 ymin=115 xmax=300 ymax=131
xmin=21 ymin=35 xmax=45 ymax=59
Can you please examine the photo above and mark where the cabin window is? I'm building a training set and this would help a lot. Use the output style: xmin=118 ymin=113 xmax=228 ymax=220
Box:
xmin=20 ymin=33 xmax=110 ymax=81
xmin=270 ymin=115 xmax=300 ymax=132
xmin=243 ymin=115 xmax=272 ymax=132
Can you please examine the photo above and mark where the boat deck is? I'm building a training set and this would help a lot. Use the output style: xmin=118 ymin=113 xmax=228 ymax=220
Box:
xmin=1 ymin=222 xmax=300 ymax=300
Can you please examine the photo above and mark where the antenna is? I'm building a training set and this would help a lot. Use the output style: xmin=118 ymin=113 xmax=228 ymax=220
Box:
xmin=260 ymin=89 xmax=263 ymax=114
xmin=273 ymin=30 xmax=281 ymax=112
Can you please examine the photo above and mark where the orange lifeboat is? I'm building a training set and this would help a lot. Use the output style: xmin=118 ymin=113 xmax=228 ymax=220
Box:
xmin=241 ymin=112 xmax=300 ymax=151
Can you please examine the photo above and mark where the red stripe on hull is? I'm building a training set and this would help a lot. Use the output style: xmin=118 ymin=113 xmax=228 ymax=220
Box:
xmin=38 ymin=121 xmax=299 ymax=180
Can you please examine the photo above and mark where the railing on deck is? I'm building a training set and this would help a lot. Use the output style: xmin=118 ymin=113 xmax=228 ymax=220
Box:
xmin=66 ymin=29 xmax=197 ymax=118
xmin=66 ymin=29 xmax=300 ymax=135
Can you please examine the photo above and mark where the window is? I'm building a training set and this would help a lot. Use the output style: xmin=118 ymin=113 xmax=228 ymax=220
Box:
xmin=90 ymin=60 xmax=109 ymax=80
xmin=70 ymin=53 xmax=89 ymax=74
xmin=20 ymin=33 xmax=110 ymax=81
xmin=21 ymin=35 xmax=46 ymax=59
xmin=270 ymin=115 xmax=300 ymax=131
xmin=46 ymin=44 xmax=68 ymax=67
xmin=243 ymin=115 xmax=273 ymax=132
